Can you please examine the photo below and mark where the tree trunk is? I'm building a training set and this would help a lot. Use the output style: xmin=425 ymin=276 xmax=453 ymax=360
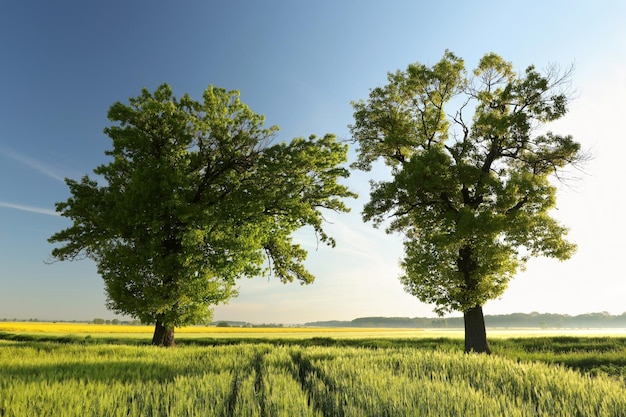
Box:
xmin=463 ymin=305 xmax=491 ymax=354
xmin=152 ymin=320 xmax=175 ymax=347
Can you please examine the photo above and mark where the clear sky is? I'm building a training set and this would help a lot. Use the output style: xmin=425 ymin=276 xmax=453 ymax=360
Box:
xmin=1 ymin=1 xmax=624 ymax=323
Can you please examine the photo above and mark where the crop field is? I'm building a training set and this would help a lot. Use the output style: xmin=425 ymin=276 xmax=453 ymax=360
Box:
xmin=0 ymin=321 xmax=428 ymax=339
xmin=1 ymin=324 xmax=626 ymax=416
xmin=3 ymin=321 xmax=623 ymax=339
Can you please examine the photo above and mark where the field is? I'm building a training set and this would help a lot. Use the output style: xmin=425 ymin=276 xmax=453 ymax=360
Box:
xmin=0 ymin=321 xmax=428 ymax=339
xmin=1 ymin=323 xmax=625 ymax=416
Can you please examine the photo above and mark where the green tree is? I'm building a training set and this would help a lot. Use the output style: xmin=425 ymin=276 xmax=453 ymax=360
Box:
xmin=350 ymin=51 xmax=584 ymax=353
xmin=49 ymin=84 xmax=356 ymax=346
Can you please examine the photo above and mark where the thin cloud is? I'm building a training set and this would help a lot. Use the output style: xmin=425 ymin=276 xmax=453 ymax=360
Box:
xmin=0 ymin=148 xmax=67 ymax=182
xmin=0 ymin=201 xmax=60 ymax=216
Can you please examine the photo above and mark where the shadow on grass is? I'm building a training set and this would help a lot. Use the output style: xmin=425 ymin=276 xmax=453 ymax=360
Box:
xmin=2 ymin=331 xmax=626 ymax=380
xmin=2 ymin=360 xmax=187 ymax=383
xmin=491 ymin=337 xmax=626 ymax=381
xmin=0 ymin=331 xmax=147 ymax=345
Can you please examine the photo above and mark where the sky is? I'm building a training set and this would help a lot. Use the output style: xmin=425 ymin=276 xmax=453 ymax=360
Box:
xmin=0 ymin=1 xmax=625 ymax=324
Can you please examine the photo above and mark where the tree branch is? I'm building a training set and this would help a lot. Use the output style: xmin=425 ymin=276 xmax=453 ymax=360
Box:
xmin=505 ymin=195 xmax=529 ymax=215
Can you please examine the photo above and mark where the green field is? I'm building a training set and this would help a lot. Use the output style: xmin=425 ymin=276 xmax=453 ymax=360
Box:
xmin=1 ymin=328 xmax=625 ymax=416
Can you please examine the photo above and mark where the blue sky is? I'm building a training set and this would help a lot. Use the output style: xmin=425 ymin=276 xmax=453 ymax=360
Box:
xmin=1 ymin=1 xmax=624 ymax=323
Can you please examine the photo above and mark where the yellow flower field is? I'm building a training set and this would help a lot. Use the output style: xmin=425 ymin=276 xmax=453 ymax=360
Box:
xmin=2 ymin=322 xmax=621 ymax=339
xmin=0 ymin=322 xmax=155 ymax=334
xmin=0 ymin=321 xmax=429 ymax=338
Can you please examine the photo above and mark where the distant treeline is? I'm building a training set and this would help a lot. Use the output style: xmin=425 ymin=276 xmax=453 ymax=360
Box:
xmin=305 ymin=312 xmax=626 ymax=329
xmin=4 ymin=312 xmax=626 ymax=328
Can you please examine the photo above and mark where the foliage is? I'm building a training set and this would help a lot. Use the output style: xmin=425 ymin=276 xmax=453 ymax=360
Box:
xmin=2 ymin=340 xmax=626 ymax=416
xmin=48 ymin=84 xmax=355 ymax=335
xmin=350 ymin=51 xmax=584 ymax=316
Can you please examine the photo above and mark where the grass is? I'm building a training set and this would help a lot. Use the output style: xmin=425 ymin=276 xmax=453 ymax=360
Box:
xmin=492 ymin=336 xmax=626 ymax=381
xmin=2 ymin=322 xmax=626 ymax=380
xmin=2 ymin=322 xmax=625 ymax=415
xmin=1 ymin=339 xmax=625 ymax=416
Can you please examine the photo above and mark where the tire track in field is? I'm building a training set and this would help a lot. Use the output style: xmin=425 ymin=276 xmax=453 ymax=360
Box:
xmin=223 ymin=347 xmax=270 ymax=417
xmin=223 ymin=368 xmax=245 ymax=417
xmin=222 ymin=350 xmax=263 ymax=417
xmin=252 ymin=350 xmax=268 ymax=417
xmin=290 ymin=350 xmax=347 ymax=417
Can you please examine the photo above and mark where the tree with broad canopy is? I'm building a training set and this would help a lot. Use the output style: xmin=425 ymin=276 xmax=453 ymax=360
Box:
xmin=350 ymin=51 xmax=585 ymax=353
xmin=49 ymin=84 xmax=356 ymax=346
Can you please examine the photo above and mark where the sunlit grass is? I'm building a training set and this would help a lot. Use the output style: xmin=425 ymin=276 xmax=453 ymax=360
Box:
xmin=1 ymin=323 xmax=625 ymax=415
xmin=1 ymin=341 xmax=624 ymax=416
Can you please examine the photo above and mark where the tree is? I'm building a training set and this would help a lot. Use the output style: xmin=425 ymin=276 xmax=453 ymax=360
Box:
xmin=350 ymin=51 xmax=584 ymax=353
xmin=49 ymin=84 xmax=356 ymax=346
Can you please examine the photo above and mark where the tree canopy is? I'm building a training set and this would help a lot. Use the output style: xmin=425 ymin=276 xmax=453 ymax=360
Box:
xmin=350 ymin=51 xmax=585 ymax=353
xmin=49 ymin=84 xmax=356 ymax=346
